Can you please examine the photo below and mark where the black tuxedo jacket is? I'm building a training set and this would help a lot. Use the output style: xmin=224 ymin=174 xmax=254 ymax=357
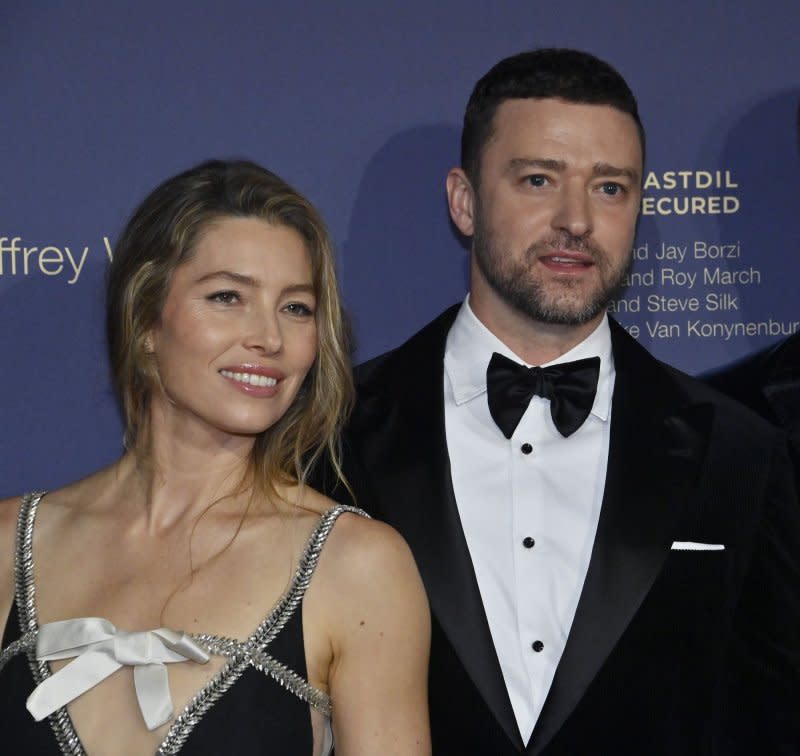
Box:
xmin=325 ymin=306 xmax=800 ymax=755
xmin=707 ymin=332 xmax=800 ymax=490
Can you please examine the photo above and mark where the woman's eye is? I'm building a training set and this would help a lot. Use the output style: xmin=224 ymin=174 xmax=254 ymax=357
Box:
xmin=208 ymin=290 xmax=240 ymax=304
xmin=285 ymin=302 xmax=314 ymax=316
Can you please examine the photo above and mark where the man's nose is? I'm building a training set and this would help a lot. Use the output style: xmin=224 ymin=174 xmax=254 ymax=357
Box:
xmin=551 ymin=183 xmax=593 ymax=238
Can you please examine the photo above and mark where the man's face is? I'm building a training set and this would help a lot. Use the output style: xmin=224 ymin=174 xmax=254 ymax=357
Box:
xmin=453 ymin=98 xmax=642 ymax=329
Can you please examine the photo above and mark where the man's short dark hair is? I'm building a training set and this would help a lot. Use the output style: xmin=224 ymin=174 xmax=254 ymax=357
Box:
xmin=461 ymin=48 xmax=645 ymax=184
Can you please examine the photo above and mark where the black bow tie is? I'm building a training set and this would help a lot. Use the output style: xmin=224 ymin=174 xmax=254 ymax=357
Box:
xmin=486 ymin=352 xmax=600 ymax=439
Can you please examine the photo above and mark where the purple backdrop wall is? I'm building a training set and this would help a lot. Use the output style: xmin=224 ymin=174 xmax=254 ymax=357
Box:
xmin=1 ymin=2 xmax=798 ymax=494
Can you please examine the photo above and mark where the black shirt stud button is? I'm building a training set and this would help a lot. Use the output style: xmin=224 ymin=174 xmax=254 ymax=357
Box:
xmin=521 ymin=443 xmax=533 ymax=455
xmin=532 ymin=640 xmax=544 ymax=653
xmin=523 ymin=536 xmax=535 ymax=549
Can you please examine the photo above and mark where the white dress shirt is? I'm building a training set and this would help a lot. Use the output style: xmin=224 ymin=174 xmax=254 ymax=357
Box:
xmin=443 ymin=297 xmax=615 ymax=743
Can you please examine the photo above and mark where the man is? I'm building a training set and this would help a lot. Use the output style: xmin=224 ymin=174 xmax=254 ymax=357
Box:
xmin=331 ymin=50 xmax=800 ymax=754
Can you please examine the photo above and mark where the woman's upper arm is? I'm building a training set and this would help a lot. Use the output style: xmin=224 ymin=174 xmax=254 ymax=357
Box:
xmin=324 ymin=517 xmax=431 ymax=756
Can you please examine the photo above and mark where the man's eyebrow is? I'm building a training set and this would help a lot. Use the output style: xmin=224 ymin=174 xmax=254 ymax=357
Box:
xmin=593 ymin=162 xmax=640 ymax=183
xmin=506 ymin=157 xmax=640 ymax=184
xmin=195 ymin=270 xmax=260 ymax=287
xmin=508 ymin=157 xmax=567 ymax=172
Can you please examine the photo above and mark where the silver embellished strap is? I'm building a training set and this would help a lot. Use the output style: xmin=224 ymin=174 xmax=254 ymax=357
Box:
xmin=248 ymin=647 xmax=332 ymax=716
xmin=194 ymin=633 xmax=332 ymax=716
xmin=0 ymin=628 xmax=37 ymax=674
xmin=15 ymin=492 xmax=44 ymax=636
xmin=8 ymin=496 xmax=366 ymax=755
xmin=252 ymin=504 xmax=368 ymax=650
xmin=15 ymin=491 xmax=86 ymax=755
xmin=156 ymin=503 xmax=368 ymax=755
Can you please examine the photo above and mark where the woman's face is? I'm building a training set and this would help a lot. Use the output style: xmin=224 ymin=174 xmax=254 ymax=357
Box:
xmin=148 ymin=216 xmax=318 ymax=441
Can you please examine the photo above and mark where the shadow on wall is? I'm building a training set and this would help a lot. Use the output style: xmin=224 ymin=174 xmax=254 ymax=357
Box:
xmin=341 ymin=124 xmax=469 ymax=363
xmin=705 ymin=88 xmax=800 ymax=368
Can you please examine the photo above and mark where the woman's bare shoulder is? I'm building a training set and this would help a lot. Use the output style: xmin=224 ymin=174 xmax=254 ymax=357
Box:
xmin=0 ymin=493 xmax=23 ymax=520
xmin=295 ymin=485 xmax=409 ymax=561
xmin=287 ymin=484 xmax=350 ymax=516
xmin=323 ymin=506 xmax=411 ymax=567
xmin=45 ymin=466 xmax=122 ymax=509
xmin=279 ymin=483 xmax=428 ymax=627
xmin=0 ymin=465 xmax=126 ymax=548
xmin=0 ymin=494 xmax=25 ymax=630
xmin=308 ymin=493 xmax=426 ymax=613
xmin=0 ymin=490 xmax=42 ymax=566
xmin=0 ymin=493 xmax=23 ymax=557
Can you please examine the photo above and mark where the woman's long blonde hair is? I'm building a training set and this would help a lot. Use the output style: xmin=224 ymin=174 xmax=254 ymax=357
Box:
xmin=106 ymin=159 xmax=353 ymax=497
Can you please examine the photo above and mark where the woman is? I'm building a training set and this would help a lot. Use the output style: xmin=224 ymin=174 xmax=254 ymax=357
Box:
xmin=0 ymin=160 xmax=431 ymax=755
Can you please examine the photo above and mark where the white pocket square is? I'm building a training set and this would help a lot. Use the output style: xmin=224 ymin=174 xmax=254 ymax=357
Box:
xmin=671 ymin=541 xmax=725 ymax=551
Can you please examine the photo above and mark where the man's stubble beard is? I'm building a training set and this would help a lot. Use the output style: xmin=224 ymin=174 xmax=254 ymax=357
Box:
xmin=471 ymin=204 xmax=633 ymax=327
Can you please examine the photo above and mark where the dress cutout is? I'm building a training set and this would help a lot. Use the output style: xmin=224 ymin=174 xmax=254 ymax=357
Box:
xmin=0 ymin=491 xmax=367 ymax=755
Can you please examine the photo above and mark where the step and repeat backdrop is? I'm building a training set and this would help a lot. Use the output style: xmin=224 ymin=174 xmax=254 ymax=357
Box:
xmin=1 ymin=2 xmax=798 ymax=492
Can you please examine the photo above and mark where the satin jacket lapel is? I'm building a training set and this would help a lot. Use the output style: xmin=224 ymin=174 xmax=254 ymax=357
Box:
xmin=355 ymin=306 xmax=523 ymax=749
xmin=528 ymin=320 xmax=714 ymax=755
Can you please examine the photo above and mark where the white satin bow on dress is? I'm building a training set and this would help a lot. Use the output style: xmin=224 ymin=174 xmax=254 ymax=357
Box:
xmin=27 ymin=617 xmax=210 ymax=730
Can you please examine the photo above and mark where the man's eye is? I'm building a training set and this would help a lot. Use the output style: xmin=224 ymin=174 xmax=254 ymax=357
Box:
xmin=526 ymin=175 xmax=548 ymax=187
xmin=600 ymin=182 xmax=625 ymax=196
xmin=208 ymin=290 xmax=239 ymax=304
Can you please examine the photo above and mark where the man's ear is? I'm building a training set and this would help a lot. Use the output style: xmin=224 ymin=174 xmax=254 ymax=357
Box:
xmin=446 ymin=168 xmax=476 ymax=237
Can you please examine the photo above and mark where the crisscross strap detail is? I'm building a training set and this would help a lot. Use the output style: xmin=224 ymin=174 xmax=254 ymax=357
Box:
xmin=5 ymin=491 xmax=367 ymax=755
